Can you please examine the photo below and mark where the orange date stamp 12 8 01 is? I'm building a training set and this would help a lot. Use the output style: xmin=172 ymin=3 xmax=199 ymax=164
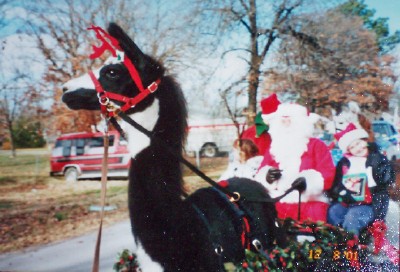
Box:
xmin=308 ymin=248 xmax=359 ymax=261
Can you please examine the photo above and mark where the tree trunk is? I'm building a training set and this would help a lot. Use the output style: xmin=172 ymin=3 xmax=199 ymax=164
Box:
xmin=6 ymin=118 xmax=16 ymax=158
xmin=247 ymin=68 xmax=260 ymax=126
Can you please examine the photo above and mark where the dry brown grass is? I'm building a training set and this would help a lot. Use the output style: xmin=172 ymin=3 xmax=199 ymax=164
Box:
xmin=2 ymin=149 xmax=397 ymax=255
xmin=0 ymin=150 xmax=229 ymax=253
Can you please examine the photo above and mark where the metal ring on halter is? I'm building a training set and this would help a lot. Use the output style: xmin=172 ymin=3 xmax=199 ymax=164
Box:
xmin=97 ymin=93 xmax=109 ymax=105
xmin=229 ymin=192 xmax=240 ymax=202
xmin=214 ymin=245 xmax=224 ymax=255
xmin=252 ymin=239 xmax=263 ymax=252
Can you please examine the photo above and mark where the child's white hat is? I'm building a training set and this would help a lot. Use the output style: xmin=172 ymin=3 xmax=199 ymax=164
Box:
xmin=334 ymin=123 xmax=368 ymax=152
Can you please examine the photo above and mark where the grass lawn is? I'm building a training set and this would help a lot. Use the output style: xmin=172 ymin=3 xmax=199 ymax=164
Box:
xmin=0 ymin=148 xmax=228 ymax=253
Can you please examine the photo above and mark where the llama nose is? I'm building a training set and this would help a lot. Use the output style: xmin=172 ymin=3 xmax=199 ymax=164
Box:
xmin=62 ymin=86 xmax=68 ymax=93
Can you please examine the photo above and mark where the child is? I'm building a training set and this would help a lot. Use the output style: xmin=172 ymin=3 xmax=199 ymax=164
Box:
xmin=219 ymin=139 xmax=263 ymax=181
xmin=328 ymin=123 xmax=395 ymax=236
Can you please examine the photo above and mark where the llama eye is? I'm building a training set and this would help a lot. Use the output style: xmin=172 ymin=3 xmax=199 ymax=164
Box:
xmin=105 ymin=69 xmax=119 ymax=79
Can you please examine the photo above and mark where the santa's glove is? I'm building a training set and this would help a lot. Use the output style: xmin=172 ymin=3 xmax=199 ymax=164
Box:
xmin=338 ymin=189 xmax=356 ymax=204
xmin=266 ymin=168 xmax=282 ymax=184
xmin=291 ymin=177 xmax=306 ymax=193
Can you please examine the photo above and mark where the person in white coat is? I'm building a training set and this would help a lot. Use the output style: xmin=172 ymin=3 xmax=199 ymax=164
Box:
xmin=219 ymin=139 xmax=263 ymax=181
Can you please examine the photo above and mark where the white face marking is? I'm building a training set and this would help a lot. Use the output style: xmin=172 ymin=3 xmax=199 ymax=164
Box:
xmin=62 ymin=55 xmax=123 ymax=93
xmin=120 ymin=98 xmax=160 ymax=158
xmin=62 ymin=68 xmax=98 ymax=92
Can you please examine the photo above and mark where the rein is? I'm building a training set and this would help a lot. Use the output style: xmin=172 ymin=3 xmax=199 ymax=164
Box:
xmin=112 ymin=111 xmax=305 ymax=203
xmin=113 ymin=111 xmax=240 ymax=200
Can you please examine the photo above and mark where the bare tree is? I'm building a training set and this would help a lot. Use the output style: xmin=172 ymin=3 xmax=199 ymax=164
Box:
xmin=0 ymin=51 xmax=38 ymax=157
xmin=196 ymin=0 xmax=340 ymax=124
xmin=20 ymin=0 xmax=211 ymax=137
xmin=0 ymin=0 xmax=46 ymax=157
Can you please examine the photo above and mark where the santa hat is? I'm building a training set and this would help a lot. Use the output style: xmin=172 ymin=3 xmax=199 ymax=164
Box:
xmin=261 ymin=94 xmax=280 ymax=121
xmin=334 ymin=123 xmax=368 ymax=152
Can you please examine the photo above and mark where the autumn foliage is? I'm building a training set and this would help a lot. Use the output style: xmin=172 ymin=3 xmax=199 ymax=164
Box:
xmin=263 ymin=10 xmax=395 ymax=115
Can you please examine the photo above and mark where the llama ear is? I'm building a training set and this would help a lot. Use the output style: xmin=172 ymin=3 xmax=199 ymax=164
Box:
xmin=107 ymin=22 xmax=146 ymax=67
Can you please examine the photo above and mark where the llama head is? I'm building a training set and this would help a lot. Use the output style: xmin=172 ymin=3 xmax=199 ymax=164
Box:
xmin=62 ymin=23 xmax=165 ymax=113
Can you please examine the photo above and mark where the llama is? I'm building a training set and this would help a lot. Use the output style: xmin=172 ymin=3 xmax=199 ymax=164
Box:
xmin=62 ymin=23 xmax=283 ymax=271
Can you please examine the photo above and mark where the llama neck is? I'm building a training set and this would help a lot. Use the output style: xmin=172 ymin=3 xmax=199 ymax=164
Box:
xmin=128 ymin=116 xmax=184 ymax=211
xmin=121 ymin=99 xmax=160 ymax=159
xmin=126 ymin=88 xmax=186 ymax=200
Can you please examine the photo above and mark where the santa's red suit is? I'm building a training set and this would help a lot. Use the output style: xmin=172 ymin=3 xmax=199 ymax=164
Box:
xmin=255 ymin=103 xmax=335 ymax=222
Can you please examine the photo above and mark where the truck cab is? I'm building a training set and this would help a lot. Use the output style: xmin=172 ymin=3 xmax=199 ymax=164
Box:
xmin=50 ymin=131 xmax=130 ymax=181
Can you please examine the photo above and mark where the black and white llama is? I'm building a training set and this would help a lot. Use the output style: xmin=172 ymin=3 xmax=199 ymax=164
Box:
xmin=62 ymin=23 xmax=285 ymax=271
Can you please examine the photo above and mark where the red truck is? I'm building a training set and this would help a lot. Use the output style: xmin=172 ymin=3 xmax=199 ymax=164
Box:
xmin=50 ymin=131 xmax=130 ymax=182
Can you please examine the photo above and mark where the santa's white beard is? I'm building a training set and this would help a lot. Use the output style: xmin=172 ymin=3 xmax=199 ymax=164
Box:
xmin=269 ymin=117 xmax=312 ymax=175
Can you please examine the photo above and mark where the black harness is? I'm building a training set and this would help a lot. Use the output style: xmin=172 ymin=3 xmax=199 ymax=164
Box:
xmin=109 ymin=111 xmax=306 ymax=263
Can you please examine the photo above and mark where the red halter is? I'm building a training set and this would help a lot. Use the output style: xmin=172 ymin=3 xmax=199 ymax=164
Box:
xmin=87 ymin=25 xmax=161 ymax=117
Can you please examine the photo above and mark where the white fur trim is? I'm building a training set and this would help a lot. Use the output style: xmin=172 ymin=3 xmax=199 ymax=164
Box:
xmin=267 ymin=170 xmax=328 ymax=203
xmin=256 ymin=167 xmax=328 ymax=203
xmin=338 ymin=129 xmax=368 ymax=152
xmin=299 ymin=169 xmax=325 ymax=199
xmin=275 ymin=104 xmax=308 ymax=118
xmin=254 ymin=165 xmax=272 ymax=189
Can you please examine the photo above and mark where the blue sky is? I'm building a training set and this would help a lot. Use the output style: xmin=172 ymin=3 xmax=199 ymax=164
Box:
xmin=2 ymin=1 xmax=399 ymax=37
xmin=364 ymin=0 xmax=400 ymax=34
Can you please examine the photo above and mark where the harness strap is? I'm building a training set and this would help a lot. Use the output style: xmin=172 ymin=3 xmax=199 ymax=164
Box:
xmin=88 ymin=71 xmax=161 ymax=117
xmin=112 ymin=112 xmax=307 ymax=204
xmin=88 ymin=71 xmax=109 ymax=115
xmin=241 ymin=216 xmax=251 ymax=250
xmin=209 ymin=187 xmax=254 ymax=250
xmin=123 ymin=55 xmax=144 ymax=92
xmin=120 ymin=79 xmax=161 ymax=112
xmin=191 ymin=203 xmax=224 ymax=257
xmin=115 ymin=112 xmax=240 ymax=200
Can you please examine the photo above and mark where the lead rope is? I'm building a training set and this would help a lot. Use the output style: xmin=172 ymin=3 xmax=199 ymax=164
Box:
xmin=92 ymin=121 xmax=110 ymax=272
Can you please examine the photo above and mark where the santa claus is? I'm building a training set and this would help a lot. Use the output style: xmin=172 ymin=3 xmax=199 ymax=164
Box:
xmin=255 ymin=103 xmax=335 ymax=222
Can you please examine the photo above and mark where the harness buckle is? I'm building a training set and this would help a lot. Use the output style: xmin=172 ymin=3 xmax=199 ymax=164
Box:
xmin=147 ymin=81 xmax=158 ymax=93
xmin=106 ymin=102 xmax=120 ymax=113
xmin=229 ymin=192 xmax=241 ymax=202
xmin=97 ymin=93 xmax=109 ymax=105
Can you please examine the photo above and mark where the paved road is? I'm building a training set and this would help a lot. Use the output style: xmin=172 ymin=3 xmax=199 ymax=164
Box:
xmin=0 ymin=201 xmax=398 ymax=272
xmin=0 ymin=220 xmax=135 ymax=272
